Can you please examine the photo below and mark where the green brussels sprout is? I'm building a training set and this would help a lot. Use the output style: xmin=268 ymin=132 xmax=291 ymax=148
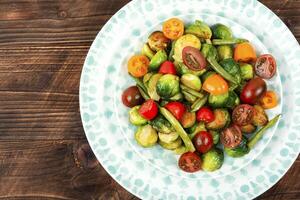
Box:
xmin=240 ymin=124 xmax=256 ymax=134
xmin=217 ymin=45 xmax=233 ymax=60
xmin=156 ymin=74 xmax=180 ymax=99
xmin=135 ymin=124 xmax=158 ymax=147
xmin=188 ymin=122 xmax=206 ymax=139
xmin=220 ymin=58 xmax=242 ymax=84
xmin=142 ymin=43 xmax=155 ymax=59
xmin=201 ymin=71 xmax=216 ymax=82
xmin=185 ymin=20 xmax=212 ymax=39
xmin=147 ymin=73 xmax=162 ymax=101
xmin=129 ymin=106 xmax=147 ymax=126
xmin=159 ymin=137 xmax=182 ymax=150
xmin=181 ymin=74 xmax=202 ymax=91
xmin=224 ymin=91 xmax=240 ymax=108
xmin=173 ymin=34 xmax=201 ymax=62
xmin=173 ymin=146 xmax=188 ymax=155
xmin=252 ymin=105 xmax=268 ymax=126
xmin=149 ymin=114 xmax=174 ymax=134
xmin=143 ymin=72 xmax=154 ymax=88
xmin=201 ymin=148 xmax=224 ymax=172
xmin=149 ymin=50 xmax=167 ymax=71
xmin=201 ymin=43 xmax=219 ymax=61
xmin=210 ymin=131 xmax=220 ymax=144
xmin=168 ymin=40 xmax=176 ymax=61
xmin=206 ymin=109 xmax=231 ymax=130
xmin=208 ymin=92 xmax=229 ymax=108
xmin=174 ymin=62 xmax=206 ymax=76
xmin=148 ymin=31 xmax=170 ymax=52
xmin=158 ymin=132 xmax=179 ymax=143
xmin=180 ymin=111 xmax=196 ymax=128
xmin=240 ymin=63 xmax=254 ymax=80
xmin=211 ymin=23 xmax=233 ymax=39
xmin=224 ymin=137 xmax=249 ymax=157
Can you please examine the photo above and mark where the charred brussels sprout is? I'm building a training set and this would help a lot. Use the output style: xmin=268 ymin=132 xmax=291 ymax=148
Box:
xmin=206 ymin=109 xmax=231 ymax=130
xmin=252 ymin=105 xmax=269 ymax=126
xmin=185 ymin=20 xmax=212 ymax=39
xmin=148 ymin=31 xmax=170 ymax=52
xmin=240 ymin=124 xmax=256 ymax=134
xmin=156 ymin=74 xmax=180 ymax=99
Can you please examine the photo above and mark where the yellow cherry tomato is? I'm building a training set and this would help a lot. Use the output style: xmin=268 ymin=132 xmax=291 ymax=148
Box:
xmin=203 ymin=74 xmax=229 ymax=95
xmin=127 ymin=55 xmax=149 ymax=77
xmin=163 ymin=18 xmax=184 ymax=40
xmin=234 ymin=42 xmax=257 ymax=63
xmin=260 ymin=91 xmax=278 ymax=109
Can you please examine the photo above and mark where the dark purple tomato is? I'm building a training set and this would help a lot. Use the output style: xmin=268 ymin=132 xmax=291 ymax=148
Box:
xmin=182 ymin=46 xmax=207 ymax=71
xmin=121 ymin=86 xmax=144 ymax=108
xmin=220 ymin=125 xmax=242 ymax=148
xmin=254 ymin=54 xmax=276 ymax=79
xmin=240 ymin=77 xmax=267 ymax=104
xmin=232 ymin=104 xmax=254 ymax=126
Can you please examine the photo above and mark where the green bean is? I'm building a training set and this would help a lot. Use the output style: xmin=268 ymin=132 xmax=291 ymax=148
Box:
xmin=159 ymin=107 xmax=196 ymax=152
xmin=212 ymin=38 xmax=248 ymax=45
xmin=180 ymin=85 xmax=204 ymax=98
xmin=182 ymin=91 xmax=197 ymax=103
xmin=248 ymin=114 xmax=281 ymax=149
xmin=132 ymin=76 xmax=148 ymax=92
xmin=191 ymin=95 xmax=208 ymax=112
xmin=137 ymin=85 xmax=150 ymax=100
xmin=205 ymin=39 xmax=212 ymax=44
xmin=207 ymin=57 xmax=239 ymax=84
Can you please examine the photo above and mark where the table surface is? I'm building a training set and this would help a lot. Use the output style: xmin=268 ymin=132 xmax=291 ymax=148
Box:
xmin=0 ymin=0 xmax=299 ymax=199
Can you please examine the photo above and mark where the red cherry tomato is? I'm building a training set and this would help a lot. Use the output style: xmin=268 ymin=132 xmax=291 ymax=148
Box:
xmin=178 ymin=152 xmax=202 ymax=173
xmin=193 ymin=131 xmax=214 ymax=153
xmin=159 ymin=61 xmax=177 ymax=75
xmin=220 ymin=125 xmax=242 ymax=148
xmin=182 ymin=46 xmax=207 ymax=71
xmin=122 ymin=86 xmax=144 ymax=108
xmin=196 ymin=107 xmax=215 ymax=123
xmin=232 ymin=104 xmax=254 ymax=126
xmin=165 ymin=102 xmax=186 ymax=120
xmin=254 ymin=54 xmax=276 ymax=79
xmin=139 ymin=99 xmax=158 ymax=120
xmin=240 ymin=77 xmax=267 ymax=104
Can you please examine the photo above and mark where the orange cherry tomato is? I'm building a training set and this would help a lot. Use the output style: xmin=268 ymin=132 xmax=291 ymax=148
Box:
xmin=260 ymin=91 xmax=278 ymax=109
xmin=234 ymin=42 xmax=257 ymax=63
xmin=127 ymin=55 xmax=149 ymax=77
xmin=162 ymin=18 xmax=184 ymax=40
xmin=202 ymin=74 xmax=229 ymax=95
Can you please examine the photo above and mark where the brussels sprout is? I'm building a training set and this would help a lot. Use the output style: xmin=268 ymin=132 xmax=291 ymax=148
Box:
xmin=229 ymin=82 xmax=238 ymax=91
xmin=224 ymin=91 xmax=240 ymax=108
xmin=149 ymin=114 xmax=174 ymax=134
xmin=252 ymin=105 xmax=268 ymax=126
xmin=201 ymin=71 xmax=216 ymax=82
xmin=142 ymin=43 xmax=155 ymax=59
xmin=147 ymin=73 xmax=162 ymax=101
xmin=188 ymin=122 xmax=206 ymax=139
xmin=168 ymin=40 xmax=176 ymax=61
xmin=185 ymin=20 xmax=212 ymax=39
xmin=156 ymin=74 xmax=180 ymax=99
xmin=173 ymin=146 xmax=188 ymax=154
xmin=129 ymin=106 xmax=147 ymax=126
xmin=174 ymin=62 xmax=206 ymax=76
xmin=208 ymin=92 xmax=229 ymax=108
xmin=143 ymin=72 xmax=154 ymax=88
xmin=201 ymin=43 xmax=219 ymax=61
xmin=211 ymin=24 xmax=233 ymax=39
xmin=240 ymin=63 xmax=254 ymax=80
xmin=210 ymin=131 xmax=220 ymax=144
xmin=181 ymin=74 xmax=202 ymax=91
xmin=135 ymin=124 xmax=158 ymax=147
xmin=159 ymin=137 xmax=182 ymax=150
xmin=173 ymin=34 xmax=201 ymax=62
xmin=148 ymin=31 xmax=170 ymax=52
xmin=220 ymin=58 xmax=241 ymax=84
xmin=149 ymin=50 xmax=167 ymax=71
xmin=224 ymin=137 xmax=249 ymax=157
xmin=240 ymin=124 xmax=256 ymax=134
xmin=217 ymin=45 xmax=233 ymax=60
xmin=206 ymin=109 xmax=231 ymax=130
xmin=201 ymin=148 xmax=224 ymax=172
xmin=180 ymin=111 xmax=196 ymax=128
xmin=158 ymin=132 xmax=179 ymax=143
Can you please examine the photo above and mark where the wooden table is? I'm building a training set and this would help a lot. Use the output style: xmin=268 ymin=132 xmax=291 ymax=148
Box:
xmin=0 ymin=0 xmax=299 ymax=199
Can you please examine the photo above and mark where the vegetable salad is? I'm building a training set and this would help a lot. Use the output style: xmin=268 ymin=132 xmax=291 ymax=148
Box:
xmin=121 ymin=18 xmax=280 ymax=173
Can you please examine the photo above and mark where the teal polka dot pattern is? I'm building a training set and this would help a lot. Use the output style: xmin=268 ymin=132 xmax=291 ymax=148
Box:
xmin=80 ymin=0 xmax=300 ymax=199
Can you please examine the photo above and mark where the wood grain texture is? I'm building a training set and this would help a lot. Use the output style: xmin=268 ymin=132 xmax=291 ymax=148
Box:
xmin=0 ymin=0 xmax=298 ymax=199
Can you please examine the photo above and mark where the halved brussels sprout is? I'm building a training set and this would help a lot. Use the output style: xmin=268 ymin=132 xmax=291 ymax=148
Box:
xmin=201 ymin=148 xmax=224 ymax=172
xmin=185 ymin=20 xmax=212 ymax=39
xmin=158 ymin=132 xmax=179 ymax=143
xmin=188 ymin=122 xmax=206 ymax=139
xmin=143 ymin=72 xmax=154 ymax=88
xmin=174 ymin=62 xmax=206 ymax=76
xmin=156 ymin=74 xmax=180 ymax=99
xmin=149 ymin=50 xmax=167 ymax=71
xmin=211 ymin=24 xmax=233 ymax=39
xmin=208 ymin=92 xmax=229 ymax=108
xmin=181 ymin=73 xmax=202 ymax=91
xmin=224 ymin=91 xmax=240 ymax=108
xmin=129 ymin=106 xmax=147 ymax=126
xmin=224 ymin=136 xmax=249 ymax=157
xmin=149 ymin=114 xmax=174 ymax=134
xmin=148 ymin=31 xmax=170 ymax=52
xmin=173 ymin=34 xmax=201 ymax=62
xmin=240 ymin=124 xmax=256 ymax=134
xmin=201 ymin=43 xmax=219 ymax=61
xmin=206 ymin=109 xmax=231 ymax=130
xmin=180 ymin=111 xmax=196 ymax=128
xmin=240 ymin=63 xmax=254 ymax=80
xmin=173 ymin=146 xmax=188 ymax=155
xmin=135 ymin=124 xmax=158 ymax=147
xmin=252 ymin=105 xmax=268 ymax=126
xmin=147 ymin=73 xmax=162 ymax=101
xmin=220 ymin=58 xmax=241 ymax=84
xmin=217 ymin=45 xmax=233 ymax=60
xmin=142 ymin=43 xmax=155 ymax=59
xmin=159 ymin=137 xmax=182 ymax=150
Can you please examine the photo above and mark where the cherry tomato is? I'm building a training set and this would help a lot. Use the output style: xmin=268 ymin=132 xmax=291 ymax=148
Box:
xmin=159 ymin=61 xmax=177 ymax=75
xmin=128 ymin=55 xmax=149 ymax=77
xmin=254 ymin=54 xmax=277 ymax=79
xmin=182 ymin=46 xmax=207 ymax=71
xmin=220 ymin=125 xmax=242 ymax=148
xmin=260 ymin=90 xmax=278 ymax=109
xmin=203 ymin=74 xmax=229 ymax=95
xmin=139 ymin=99 xmax=158 ymax=120
xmin=196 ymin=107 xmax=215 ymax=123
xmin=232 ymin=104 xmax=254 ymax=126
xmin=240 ymin=77 xmax=267 ymax=104
xmin=165 ymin=102 xmax=186 ymax=120
xmin=178 ymin=152 xmax=202 ymax=173
xmin=163 ymin=18 xmax=184 ymax=40
xmin=234 ymin=42 xmax=257 ymax=63
xmin=121 ymin=86 xmax=144 ymax=108
xmin=193 ymin=131 xmax=213 ymax=153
